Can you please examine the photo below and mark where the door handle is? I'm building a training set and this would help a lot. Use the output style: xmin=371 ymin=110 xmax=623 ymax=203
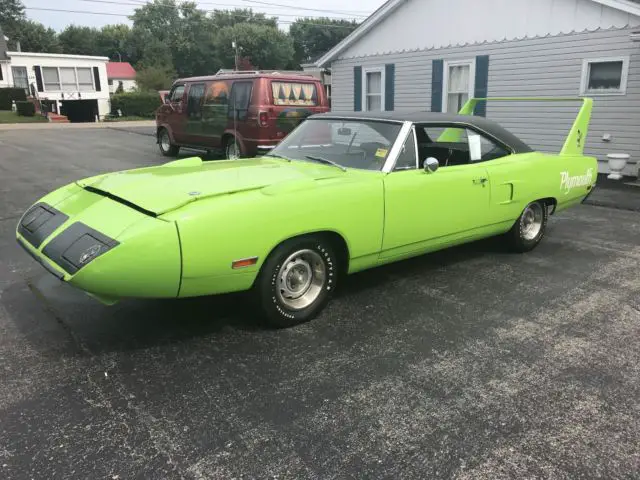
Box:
xmin=473 ymin=177 xmax=488 ymax=185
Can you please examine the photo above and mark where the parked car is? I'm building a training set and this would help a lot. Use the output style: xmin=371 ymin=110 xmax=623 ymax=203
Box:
xmin=16 ymin=98 xmax=596 ymax=328
xmin=155 ymin=71 xmax=330 ymax=159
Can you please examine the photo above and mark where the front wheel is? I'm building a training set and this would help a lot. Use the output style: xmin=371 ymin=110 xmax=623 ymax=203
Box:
xmin=158 ymin=128 xmax=179 ymax=157
xmin=255 ymin=236 xmax=338 ymax=328
xmin=505 ymin=200 xmax=548 ymax=252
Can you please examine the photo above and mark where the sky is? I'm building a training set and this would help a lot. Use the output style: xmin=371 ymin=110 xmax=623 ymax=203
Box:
xmin=23 ymin=0 xmax=384 ymax=31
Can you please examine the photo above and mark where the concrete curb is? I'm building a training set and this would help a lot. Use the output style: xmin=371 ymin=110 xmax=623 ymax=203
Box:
xmin=0 ymin=120 xmax=156 ymax=131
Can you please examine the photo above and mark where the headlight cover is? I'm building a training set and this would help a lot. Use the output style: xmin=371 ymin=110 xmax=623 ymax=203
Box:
xmin=18 ymin=203 xmax=69 ymax=248
xmin=42 ymin=222 xmax=119 ymax=274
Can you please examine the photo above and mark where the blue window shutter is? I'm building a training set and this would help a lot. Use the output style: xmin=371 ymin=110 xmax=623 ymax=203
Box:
xmin=385 ymin=63 xmax=395 ymax=111
xmin=474 ymin=55 xmax=489 ymax=117
xmin=354 ymin=66 xmax=362 ymax=111
xmin=431 ymin=59 xmax=443 ymax=112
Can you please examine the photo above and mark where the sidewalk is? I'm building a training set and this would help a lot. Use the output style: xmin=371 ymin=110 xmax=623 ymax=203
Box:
xmin=0 ymin=120 xmax=155 ymax=131
xmin=584 ymin=174 xmax=640 ymax=212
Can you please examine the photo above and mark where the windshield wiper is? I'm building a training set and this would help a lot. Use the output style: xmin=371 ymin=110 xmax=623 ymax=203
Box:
xmin=304 ymin=155 xmax=347 ymax=172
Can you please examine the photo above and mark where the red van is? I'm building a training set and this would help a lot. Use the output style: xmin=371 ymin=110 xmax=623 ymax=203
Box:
xmin=155 ymin=71 xmax=330 ymax=159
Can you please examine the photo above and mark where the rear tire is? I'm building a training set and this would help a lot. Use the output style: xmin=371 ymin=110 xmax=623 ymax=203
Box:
xmin=158 ymin=128 xmax=179 ymax=157
xmin=255 ymin=236 xmax=338 ymax=328
xmin=505 ymin=200 xmax=548 ymax=253
xmin=225 ymin=136 xmax=242 ymax=160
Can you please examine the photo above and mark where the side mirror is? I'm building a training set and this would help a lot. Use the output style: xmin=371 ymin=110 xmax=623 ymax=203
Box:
xmin=164 ymin=94 xmax=170 ymax=104
xmin=424 ymin=157 xmax=439 ymax=173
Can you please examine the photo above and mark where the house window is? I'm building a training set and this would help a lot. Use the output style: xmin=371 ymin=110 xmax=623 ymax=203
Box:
xmin=42 ymin=67 xmax=60 ymax=91
xmin=60 ymin=68 xmax=77 ymax=90
xmin=580 ymin=57 xmax=629 ymax=95
xmin=363 ymin=68 xmax=384 ymax=111
xmin=77 ymin=68 xmax=94 ymax=91
xmin=443 ymin=60 xmax=475 ymax=113
xmin=11 ymin=66 xmax=28 ymax=91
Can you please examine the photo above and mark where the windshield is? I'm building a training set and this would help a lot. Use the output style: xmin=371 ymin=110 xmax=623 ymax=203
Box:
xmin=268 ymin=118 xmax=402 ymax=171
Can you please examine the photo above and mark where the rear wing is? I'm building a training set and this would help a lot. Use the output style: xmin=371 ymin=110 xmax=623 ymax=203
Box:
xmin=453 ymin=97 xmax=593 ymax=156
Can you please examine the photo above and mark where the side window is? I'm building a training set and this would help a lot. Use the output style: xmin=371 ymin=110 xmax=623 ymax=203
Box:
xmin=169 ymin=85 xmax=185 ymax=103
xmin=228 ymin=81 xmax=253 ymax=120
xmin=186 ymin=83 xmax=206 ymax=118
xmin=467 ymin=131 xmax=510 ymax=162
xmin=417 ymin=125 xmax=469 ymax=167
xmin=416 ymin=125 xmax=509 ymax=167
xmin=393 ymin=129 xmax=418 ymax=171
xmin=204 ymin=81 xmax=229 ymax=106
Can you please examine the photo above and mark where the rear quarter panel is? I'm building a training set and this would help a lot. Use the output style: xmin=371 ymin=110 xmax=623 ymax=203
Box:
xmin=486 ymin=152 xmax=597 ymax=226
xmin=165 ymin=172 xmax=384 ymax=297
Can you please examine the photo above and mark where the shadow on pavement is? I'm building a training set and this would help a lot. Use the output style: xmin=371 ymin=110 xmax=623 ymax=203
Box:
xmin=4 ymin=236 xmax=507 ymax=357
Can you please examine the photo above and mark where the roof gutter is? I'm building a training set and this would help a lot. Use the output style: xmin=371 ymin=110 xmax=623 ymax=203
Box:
xmin=314 ymin=0 xmax=407 ymax=68
xmin=590 ymin=0 xmax=640 ymax=17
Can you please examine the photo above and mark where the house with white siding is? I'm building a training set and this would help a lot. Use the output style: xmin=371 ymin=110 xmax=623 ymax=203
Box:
xmin=316 ymin=0 xmax=640 ymax=177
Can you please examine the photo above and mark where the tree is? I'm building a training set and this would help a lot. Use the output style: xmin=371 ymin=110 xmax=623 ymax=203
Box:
xmin=96 ymin=24 xmax=135 ymax=62
xmin=216 ymin=23 xmax=294 ymax=71
xmin=59 ymin=25 xmax=99 ymax=55
xmin=289 ymin=17 xmax=359 ymax=67
xmin=0 ymin=0 xmax=25 ymax=44
xmin=210 ymin=8 xmax=277 ymax=29
xmin=7 ymin=20 xmax=61 ymax=53
xmin=135 ymin=64 xmax=176 ymax=91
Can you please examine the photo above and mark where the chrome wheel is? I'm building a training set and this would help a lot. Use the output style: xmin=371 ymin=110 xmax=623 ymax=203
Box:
xmin=276 ymin=249 xmax=326 ymax=310
xmin=521 ymin=203 xmax=544 ymax=241
xmin=226 ymin=140 xmax=240 ymax=160
xmin=160 ymin=130 xmax=171 ymax=152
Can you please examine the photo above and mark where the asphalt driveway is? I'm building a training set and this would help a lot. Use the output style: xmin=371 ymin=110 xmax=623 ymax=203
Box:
xmin=1 ymin=127 xmax=639 ymax=479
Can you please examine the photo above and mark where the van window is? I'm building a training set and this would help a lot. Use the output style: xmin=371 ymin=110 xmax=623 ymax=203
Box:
xmin=169 ymin=85 xmax=185 ymax=103
xmin=271 ymin=81 xmax=318 ymax=106
xmin=187 ymin=83 xmax=206 ymax=118
xmin=228 ymin=81 xmax=253 ymax=120
xmin=204 ymin=81 xmax=229 ymax=106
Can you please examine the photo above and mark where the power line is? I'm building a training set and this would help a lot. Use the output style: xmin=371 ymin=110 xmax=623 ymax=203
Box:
xmin=67 ymin=0 xmax=368 ymax=19
xmin=24 ymin=6 xmax=363 ymax=27
xmin=74 ymin=0 xmax=371 ymax=17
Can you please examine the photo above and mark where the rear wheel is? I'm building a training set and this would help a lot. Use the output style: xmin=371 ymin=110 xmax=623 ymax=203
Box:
xmin=505 ymin=200 xmax=548 ymax=252
xmin=225 ymin=136 xmax=241 ymax=160
xmin=158 ymin=128 xmax=179 ymax=157
xmin=255 ymin=236 xmax=338 ymax=328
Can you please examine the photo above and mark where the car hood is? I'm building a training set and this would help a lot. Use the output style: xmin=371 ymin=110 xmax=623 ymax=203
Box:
xmin=76 ymin=157 xmax=345 ymax=216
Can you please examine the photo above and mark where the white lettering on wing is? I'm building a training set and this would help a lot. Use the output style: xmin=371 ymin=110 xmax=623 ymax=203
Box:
xmin=559 ymin=168 xmax=593 ymax=194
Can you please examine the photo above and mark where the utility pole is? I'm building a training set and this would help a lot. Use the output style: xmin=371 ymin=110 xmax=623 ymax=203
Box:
xmin=232 ymin=40 xmax=239 ymax=71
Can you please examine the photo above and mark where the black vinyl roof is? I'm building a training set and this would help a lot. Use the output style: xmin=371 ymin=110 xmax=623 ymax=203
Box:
xmin=310 ymin=111 xmax=533 ymax=154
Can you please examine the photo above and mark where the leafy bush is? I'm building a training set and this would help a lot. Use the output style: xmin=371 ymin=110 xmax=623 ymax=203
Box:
xmin=0 ymin=88 xmax=27 ymax=110
xmin=15 ymin=101 xmax=36 ymax=117
xmin=110 ymin=92 xmax=162 ymax=118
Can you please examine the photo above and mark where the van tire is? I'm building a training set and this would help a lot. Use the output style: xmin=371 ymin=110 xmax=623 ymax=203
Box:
xmin=158 ymin=128 xmax=179 ymax=157
xmin=225 ymin=136 xmax=242 ymax=160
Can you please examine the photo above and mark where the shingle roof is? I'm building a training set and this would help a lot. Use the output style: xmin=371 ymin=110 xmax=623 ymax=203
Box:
xmin=106 ymin=62 xmax=137 ymax=80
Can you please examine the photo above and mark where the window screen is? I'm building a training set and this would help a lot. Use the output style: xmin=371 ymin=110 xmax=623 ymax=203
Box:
xmin=42 ymin=67 xmax=60 ymax=91
xmin=587 ymin=61 xmax=623 ymax=91
xmin=11 ymin=66 xmax=28 ymax=90
xmin=60 ymin=68 xmax=76 ymax=90
xmin=77 ymin=68 xmax=94 ymax=91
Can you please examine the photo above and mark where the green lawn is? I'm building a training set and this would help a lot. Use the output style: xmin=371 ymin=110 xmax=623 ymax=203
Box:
xmin=0 ymin=110 xmax=48 ymax=124
xmin=103 ymin=115 xmax=152 ymax=122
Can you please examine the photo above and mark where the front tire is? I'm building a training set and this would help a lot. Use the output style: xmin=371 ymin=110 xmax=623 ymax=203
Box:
xmin=506 ymin=200 xmax=548 ymax=252
xmin=255 ymin=236 xmax=338 ymax=328
xmin=158 ymin=128 xmax=179 ymax=157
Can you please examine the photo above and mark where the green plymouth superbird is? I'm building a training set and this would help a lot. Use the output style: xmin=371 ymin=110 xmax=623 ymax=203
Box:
xmin=16 ymin=98 xmax=597 ymax=327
